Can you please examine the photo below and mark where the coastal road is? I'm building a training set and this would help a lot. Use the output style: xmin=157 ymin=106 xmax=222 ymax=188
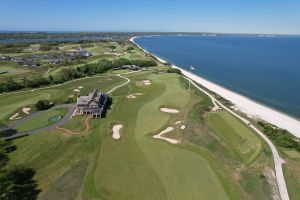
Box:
xmin=185 ymin=77 xmax=290 ymax=200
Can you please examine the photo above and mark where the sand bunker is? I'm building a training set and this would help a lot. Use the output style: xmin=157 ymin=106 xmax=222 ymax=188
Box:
xmin=74 ymin=89 xmax=80 ymax=92
xmin=69 ymin=95 xmax=74 ymax=98
xmin=112 ymin=125 xmax=123 ymax=140
xmin=22 ymin=107 xmax=31 ymax=115
xmin=160 ymin=108 xmax=180 ymax=114
xmin=180 ymin=125 xmax=186 ymax=130
xmin=153 ymin=127 xmax=180 ymax=144
xmin=142 ymin=80 xmax=152 ymax=85
xmin=9 ymin=113 xmax=21 ymax=120
xmin=175 ymin=121 xmax=182 ymax=125
xmin=127 ymin=93 xmax=143 ymax=99
xmin=78 ymin=86 xmax=83 ymax=89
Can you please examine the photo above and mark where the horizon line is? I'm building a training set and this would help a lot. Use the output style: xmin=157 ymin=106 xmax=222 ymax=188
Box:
xmin=0 ymin=30 xmax=300 ymax=36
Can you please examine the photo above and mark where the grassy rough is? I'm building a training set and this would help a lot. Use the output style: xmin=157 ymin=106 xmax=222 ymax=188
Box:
xmin=15 ymin=107 xmax=68 ymax=132
xmin=207 ymin=111 xmax=262 ymax=164
xmin=6 ymin=71 xmax=270 ymax=200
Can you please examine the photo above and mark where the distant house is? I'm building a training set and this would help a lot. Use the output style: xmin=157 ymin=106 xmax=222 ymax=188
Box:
xmin=16 ymin=59 xmax=25 ymax=65
xmin=77 ymin=89 xmax=109 ymax=118
xmin=78 ymin=48 xmax=92 ymax=58
xmin=66 ymin=52 xmax=75 ymax=61
xmin=0 ymin=56 xmax=10 ymax=61
xmin=23 ymin=59 xmax=39 ymax=67
xmin=121 ymin=65 xmax=140 ymax=71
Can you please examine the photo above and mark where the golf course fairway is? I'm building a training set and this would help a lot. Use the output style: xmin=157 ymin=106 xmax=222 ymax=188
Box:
xmin=3 ymin=70 xmax=274 ymax=200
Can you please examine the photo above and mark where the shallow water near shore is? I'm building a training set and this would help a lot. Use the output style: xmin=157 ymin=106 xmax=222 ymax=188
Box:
xmin=135 ymin=35 xmax=300 ymax=119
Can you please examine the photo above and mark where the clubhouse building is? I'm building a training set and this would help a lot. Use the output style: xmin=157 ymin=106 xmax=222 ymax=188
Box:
xmin=76 ymin=89 xmax=109 ymax=118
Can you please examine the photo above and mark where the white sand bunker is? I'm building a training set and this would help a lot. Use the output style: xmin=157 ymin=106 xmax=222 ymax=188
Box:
xmin=9 ymin=113 xmax=21 ymax=120
xmin=175 ymin=121 xmax=182 ymax=125
xmin=78 ymin=86 xmax=83 ymax=89
xmin=74 ymin=89 xmax=80 ymax=92
xmin=69 ymin=95 xmax=74 ymax=98
xmin=180 ymin=125 xmax=186 ymax=130
xmin=127 ymin=93 xmax=143 ymax=99
xmin=142 ymin=80 xmax=152 ymax=85
xmin=112 ymin=125 xmax=123 ymax=140
xmin=153 ymin=127 xmax=180 ymax=144
xmin=22 ymin=107 xmax=31 ymax=115
xmin=160 ymin=108 xmax=180 ymax=114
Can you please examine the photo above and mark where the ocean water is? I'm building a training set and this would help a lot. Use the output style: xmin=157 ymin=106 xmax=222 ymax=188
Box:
xmin=135 ymin=35 xmax=300 ymax=119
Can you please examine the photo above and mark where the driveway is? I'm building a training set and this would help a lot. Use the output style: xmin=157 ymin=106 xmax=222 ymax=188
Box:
xmin=1 ymin=104 xmax=76 ymax=140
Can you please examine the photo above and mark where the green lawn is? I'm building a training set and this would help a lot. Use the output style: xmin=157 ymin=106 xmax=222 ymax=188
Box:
xmin=207 ymin=111 xmax=262 ymax=164
xmin=1 ymin=41 xmax=147 ymax=83
xmin=0 ymin=74 xmax=125 ymax=124
xmin=283 ymin=149 xmax=300 ymax=159
xmin=61 ymin=116 xmax=87 ymax=133
xmin=283 ymin=160 xmax=300 ymax=200
xmin=0 ymin=61 xmax=31 ymax=76
xmin=5 ymin=71 xmax=269 ymax=199
xmin=15 ymin=107 xmax=68 ymax=132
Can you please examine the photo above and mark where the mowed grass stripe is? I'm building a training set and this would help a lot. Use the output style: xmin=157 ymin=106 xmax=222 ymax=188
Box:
xmin=93 ymin=72 xmax=168 ymax=200
xmin=207 ymin=111 xmax=262 ymax=164
xmin=135 ymin=74 xmax=229 ymax=199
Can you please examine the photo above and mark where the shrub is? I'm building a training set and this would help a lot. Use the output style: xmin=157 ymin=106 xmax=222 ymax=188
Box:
xmin=167 ymin=68 xmax=182 ymax=74
xmin=258 ymin=121 xmax=300 ymax=151
xmin=35 ymin=100 xmax=53 ymax=111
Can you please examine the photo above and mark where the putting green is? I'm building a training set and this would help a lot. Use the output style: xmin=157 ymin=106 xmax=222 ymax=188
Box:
xmin=6 ymin=71 xmax=264 ymax=199
xmin=207 ymin=111 xmax=262 ymax=164
xmin=134 ymin=74 xmax=229 ymax=199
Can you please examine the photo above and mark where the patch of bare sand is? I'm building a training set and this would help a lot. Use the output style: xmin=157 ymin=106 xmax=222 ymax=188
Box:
xmin=160 ymin=108 xmax=180 ymax=114
xmin=9 ymin=113 xmax=21 ymax=120
xmin=112 ymin=125 xmax=123 ymax=140
xmin=153 ymin=127 xmax=180 ymax=144
xmin=22 ymin=107 xmax=31 ymax=115
xmin=127 ymin=93 xmax=143 ymax=99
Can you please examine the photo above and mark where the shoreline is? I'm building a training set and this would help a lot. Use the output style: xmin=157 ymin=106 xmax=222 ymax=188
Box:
xmin=131 ymin=36 xmax=300 ymax=138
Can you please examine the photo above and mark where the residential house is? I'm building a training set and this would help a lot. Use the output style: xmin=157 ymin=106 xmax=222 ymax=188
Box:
xmin=77 ymin=89 xmax=109 ymax=118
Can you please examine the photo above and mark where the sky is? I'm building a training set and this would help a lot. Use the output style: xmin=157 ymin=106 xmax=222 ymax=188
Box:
xmin=0 ymin=0 xmax=300 ymax=34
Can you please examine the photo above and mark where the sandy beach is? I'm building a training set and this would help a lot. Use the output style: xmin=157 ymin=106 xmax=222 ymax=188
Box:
xmin=131 ymin=37 xmax=300 ymax=138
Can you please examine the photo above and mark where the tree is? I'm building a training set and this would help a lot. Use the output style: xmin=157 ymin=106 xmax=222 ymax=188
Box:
xmin=35 ymin=100 xmax=53 ymax=111
xmin=5 ymin=78 xmax=23 ymax=91
xmin=109 ymin=45 xmax=116 ymax=52
xmin=167 ymin=68 xmax=182 ymax=74
xmin=0 ymin=141 xmax=16 ymax=170
xmin=113 ymin=58 xmax=130 ymax=67
xmin=0 ymin=166 xmax=41 ymax=200
xmin=39 ymin=44 xmax=52 ymax=51
xmin=48 ymin=74 xmax=54 ymax=82
xmin=127 ymin=47 xmax=134 ymax=52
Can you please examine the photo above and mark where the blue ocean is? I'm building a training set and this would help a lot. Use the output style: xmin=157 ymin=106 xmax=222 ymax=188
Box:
xmin=134 ymin=35 xmax=300 ymax=119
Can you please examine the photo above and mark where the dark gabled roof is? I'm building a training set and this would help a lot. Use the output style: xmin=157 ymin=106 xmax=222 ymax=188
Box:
xmin=77 ymin=89 xmax=103 ymax=106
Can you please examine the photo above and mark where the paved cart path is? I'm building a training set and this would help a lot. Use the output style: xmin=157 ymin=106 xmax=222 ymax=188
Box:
xmin=185 ymin=77 xmax=289 ymax=200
